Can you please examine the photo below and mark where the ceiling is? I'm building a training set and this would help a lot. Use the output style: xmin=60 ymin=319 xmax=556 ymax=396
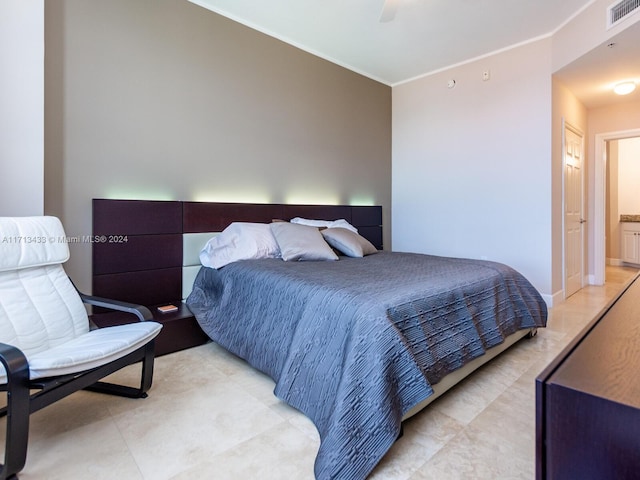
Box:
xmin=189 ymin=0 xmax=640 ymax=107
xmin=554 ymin=20 xmax=640 ymax=108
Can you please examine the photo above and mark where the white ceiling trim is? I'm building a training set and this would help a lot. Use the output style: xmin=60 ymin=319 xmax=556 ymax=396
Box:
xmin=394 ymin=0 xmax=600 ymax=87
xmin=189 ymin=0 xmax=599 ymax=88
xmin=188 ymin=0 xmax=391 ymax=85
xmin=392 ymin=32 xmax=554 ymax=87
xmin=551 ymin=0 xmax=598 ymax=34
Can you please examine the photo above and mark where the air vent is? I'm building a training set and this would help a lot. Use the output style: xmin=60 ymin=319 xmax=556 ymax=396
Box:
xmin=608 ymin=0 xmax=640 ymax=28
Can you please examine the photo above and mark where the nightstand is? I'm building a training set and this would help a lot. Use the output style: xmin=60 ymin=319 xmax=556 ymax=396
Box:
xmin=90 ymin=301 xmax=209 ymax=356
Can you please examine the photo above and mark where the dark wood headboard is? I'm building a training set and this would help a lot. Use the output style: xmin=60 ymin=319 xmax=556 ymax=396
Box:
xmin=92 ymin=199 xmax=383 ymax=305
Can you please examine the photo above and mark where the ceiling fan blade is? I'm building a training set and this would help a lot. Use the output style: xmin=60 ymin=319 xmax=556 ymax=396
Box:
xmin=379 ymin=0 xmax=400 ymax=22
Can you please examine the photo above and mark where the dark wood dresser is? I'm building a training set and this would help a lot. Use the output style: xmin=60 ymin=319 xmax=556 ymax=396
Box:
xmin=536 ymin=272 xmax=640 ymax=479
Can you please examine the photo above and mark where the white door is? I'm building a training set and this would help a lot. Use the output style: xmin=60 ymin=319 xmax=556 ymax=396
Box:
xmin=564 ymin=123 xmax=585 ymax=298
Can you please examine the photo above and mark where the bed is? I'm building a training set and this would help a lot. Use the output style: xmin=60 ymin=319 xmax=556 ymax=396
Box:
xmin=184 ymin=204 xmax=548 ymax=479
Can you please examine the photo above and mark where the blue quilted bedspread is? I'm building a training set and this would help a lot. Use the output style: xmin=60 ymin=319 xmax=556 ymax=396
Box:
xmin=186 ymin=251 xmax=547 ymax=479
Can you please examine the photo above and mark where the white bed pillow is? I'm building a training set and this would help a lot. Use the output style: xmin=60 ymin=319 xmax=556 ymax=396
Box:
xmin=290 ymin=217 xmax=358 ymax=233
xmin=321 ymin=228 xmax=378 ymax=258
xmin=270 ymin=222 xmax=339 ymax=262
xmin=199 ymin=222 xmax=280 ymax=269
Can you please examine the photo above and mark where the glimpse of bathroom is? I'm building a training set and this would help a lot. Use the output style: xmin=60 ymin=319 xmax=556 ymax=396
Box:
xmin=607 ymin=137 xmax=640 ymax=266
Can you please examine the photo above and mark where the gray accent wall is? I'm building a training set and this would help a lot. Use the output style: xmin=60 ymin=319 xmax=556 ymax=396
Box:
xmin=45 ymin=0 xmax=391 ymax=292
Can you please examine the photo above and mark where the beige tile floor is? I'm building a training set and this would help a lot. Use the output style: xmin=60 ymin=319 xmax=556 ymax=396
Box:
xmin=2 ymin=266 xmax=638 ymax=479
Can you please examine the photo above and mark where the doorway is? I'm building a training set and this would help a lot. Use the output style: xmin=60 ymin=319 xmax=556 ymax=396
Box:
xmin=594 ymin=128 xmax=640 ymax=285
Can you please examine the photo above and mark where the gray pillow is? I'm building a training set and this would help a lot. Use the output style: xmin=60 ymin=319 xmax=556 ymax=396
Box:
xmin=270 ymin=222 xmax=339 ymax=261
xmin=321 ymin=227 xmax=378 ymax=258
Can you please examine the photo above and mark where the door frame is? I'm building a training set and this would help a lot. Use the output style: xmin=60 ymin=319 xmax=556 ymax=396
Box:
xmin=562 ymin=119 xmax=585 ymax=298
xmin=594 ymin=127 xmax=640 ymax=285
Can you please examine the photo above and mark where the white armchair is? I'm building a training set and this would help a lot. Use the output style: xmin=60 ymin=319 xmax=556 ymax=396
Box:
xmin=0 ymin=216 xmax=162 ymax=479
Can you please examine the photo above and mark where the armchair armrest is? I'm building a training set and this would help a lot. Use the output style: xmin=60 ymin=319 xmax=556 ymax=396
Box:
xmin=0 ymin=342 xmax=31 ymax=476
xmin=0 ymin=342 xmax=30 ymax=384
xmin=79 ymin=293 xmax=153 ymax=322
xmin=68 ymin=277 xmax=153 ymax=322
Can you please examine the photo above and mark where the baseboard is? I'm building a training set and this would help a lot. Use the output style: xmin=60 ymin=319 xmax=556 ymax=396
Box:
xmin=543 ymin=290 xmax=563 ymax=308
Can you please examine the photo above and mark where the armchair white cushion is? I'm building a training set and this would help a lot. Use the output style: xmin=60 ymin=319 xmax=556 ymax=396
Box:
xmin=0 ymin=216 xmax=70 ymax=270
xmin=2 ymin=320 xmax=161 ymax=383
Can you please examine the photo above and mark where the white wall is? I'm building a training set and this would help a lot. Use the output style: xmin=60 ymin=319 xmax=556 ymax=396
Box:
xmin=392 ymin=39 xmax=553 ymax=298
xmin=0 ymin=0 xmax=44 ymax=216
xmin=618 ymin=137 xmax=640 ymax=214
xmin=392 ymin=0 xmax=640 ymax=303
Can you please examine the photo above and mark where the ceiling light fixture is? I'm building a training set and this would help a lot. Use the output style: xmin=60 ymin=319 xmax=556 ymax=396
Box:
xmin=613 ymin=81 xmax=636 ymax=95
